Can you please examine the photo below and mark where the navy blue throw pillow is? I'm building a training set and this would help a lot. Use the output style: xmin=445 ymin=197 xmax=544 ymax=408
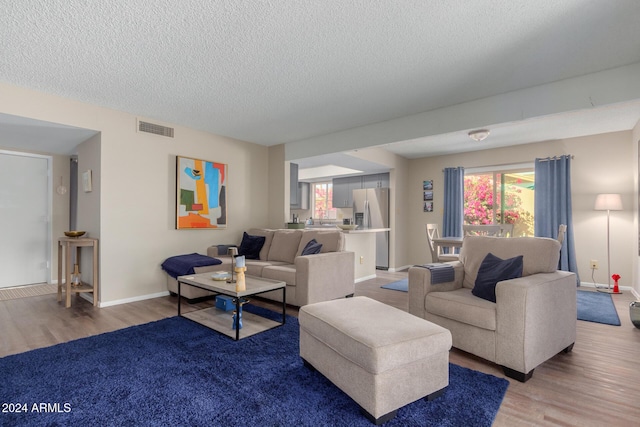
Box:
xmin=301 ymin=239 xmax=323 ymax=255
xmin=472 ymin=252 xmax=523 ymax=303
xmin=238 ymin=232 xmax=266 ymax=260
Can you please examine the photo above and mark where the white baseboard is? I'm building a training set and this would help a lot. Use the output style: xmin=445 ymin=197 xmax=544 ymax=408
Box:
xmin=355 ymin=274 xmax=377 ymax=283
xmin=98 ymin=291 xmax=170 ymax=308
xmin=579 ymin=282 xmax=634 ymax=292
xmin=388 ymin=265 xmax=412 ymax=272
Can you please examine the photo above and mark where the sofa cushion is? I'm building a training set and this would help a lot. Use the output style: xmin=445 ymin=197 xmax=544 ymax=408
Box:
xmin=246 ymin=228 xmax=275 ymax=260
xmin=262 ymin=264 xmax=297 ymax=287
xmin=459 ymin=235 xmax=560 ymax=289
xmin=297 ymin=230 xmax=344 ymax=255
xmin=472 ymin=253 xmax=523 ymax=303
xmin=238 ymin=232 xmax=266 ymax=259
xmin=301 ymin=239 xmax=323 ymax=255
xmin=244 ymin=260 xmax=287 ymax=277
xmin=426 ymin=288 xmax=497 ymax=331
xmin=268 ymin=230 xmax=304 ymax=264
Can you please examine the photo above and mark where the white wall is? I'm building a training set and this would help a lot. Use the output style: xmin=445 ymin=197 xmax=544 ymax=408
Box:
xmin=0 ymin=82 xmax=270 ymax=305
xmin=408 ymin=131 xmax=636 ymax=289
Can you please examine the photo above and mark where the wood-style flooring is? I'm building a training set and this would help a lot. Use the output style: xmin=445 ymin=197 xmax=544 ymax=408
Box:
xmin=1 ymin=272 xmax=639 ymax=426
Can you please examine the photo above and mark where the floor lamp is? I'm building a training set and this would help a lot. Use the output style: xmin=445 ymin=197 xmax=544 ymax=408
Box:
xmin=594 ymin=193 xmax=623 ymax=293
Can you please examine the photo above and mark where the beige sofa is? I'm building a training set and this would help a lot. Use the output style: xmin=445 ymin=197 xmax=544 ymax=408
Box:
xmin=166 ymin=228 xmax=355 ymax=307
xmin=408 ymin=235 xmax=577 ymax=382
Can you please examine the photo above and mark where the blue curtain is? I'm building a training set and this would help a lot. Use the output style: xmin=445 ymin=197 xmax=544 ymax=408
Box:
xmin=534 ymin=156 xmax=579 ymax=283
xmin=443 ymin=167 xmax=464 ymax=238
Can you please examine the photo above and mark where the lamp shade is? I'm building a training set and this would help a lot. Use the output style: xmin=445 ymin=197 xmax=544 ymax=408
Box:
xmin=594 ymin=193 xmax=623 ymax=211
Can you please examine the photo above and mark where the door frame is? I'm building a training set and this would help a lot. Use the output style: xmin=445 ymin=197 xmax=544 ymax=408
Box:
xmin=0 ymin=149 xmax=52 ymax=285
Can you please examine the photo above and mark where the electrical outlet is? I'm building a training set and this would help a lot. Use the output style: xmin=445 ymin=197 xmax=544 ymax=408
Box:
xmin=360 ymin=256 xmax=364 ymax=265
xmin=590 ymin=260 xmax=599 ymax=269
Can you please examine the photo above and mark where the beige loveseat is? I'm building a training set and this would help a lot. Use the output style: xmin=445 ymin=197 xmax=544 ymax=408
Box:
xmin=408 ymin=235 xmax=576 ymax=382
xmin=166 ymin=228 xmax=355 ymax=307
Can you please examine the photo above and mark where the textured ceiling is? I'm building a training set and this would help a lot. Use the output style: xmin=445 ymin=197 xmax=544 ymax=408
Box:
xmin=2 ymin=1 xmax=640 ymax=159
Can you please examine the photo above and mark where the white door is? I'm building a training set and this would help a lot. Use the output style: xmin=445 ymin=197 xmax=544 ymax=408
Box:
xmin=0 ymin=151 xmax=50 ymax=288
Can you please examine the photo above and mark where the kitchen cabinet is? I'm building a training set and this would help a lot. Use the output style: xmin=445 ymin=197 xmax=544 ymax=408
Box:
xmin=333 ymin=173 xmax=389 ymax=207
xmin=290 ymin=162 xmax=299 ymax=207
xmin=290 ymin=163 xmax=310 ymax=210
xmin=362 ymin=172 xmax=390 ymax=189
xmin=297 ymin=182 xmax=310 ymax=210
xmin=332 ymin=176 xmax=362 ymax=208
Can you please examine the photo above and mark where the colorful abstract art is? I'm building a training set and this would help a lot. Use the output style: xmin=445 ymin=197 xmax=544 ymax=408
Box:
xmin=176 ymin=156 xmax=227 ymax=229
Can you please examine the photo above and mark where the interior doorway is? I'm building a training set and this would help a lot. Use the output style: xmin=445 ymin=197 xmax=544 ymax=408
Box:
xmin=0 ymin=150 xmax=50 ymax=288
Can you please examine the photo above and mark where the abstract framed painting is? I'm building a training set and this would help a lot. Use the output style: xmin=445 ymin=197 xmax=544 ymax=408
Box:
xmin=176 ymin=156 xmax=227 ymax=229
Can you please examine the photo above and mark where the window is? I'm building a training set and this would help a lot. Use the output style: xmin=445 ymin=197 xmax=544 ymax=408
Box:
xmin=464 ymin=169 xmax=535 ymax=236
xmin=312 ymin=182 xmax=337 ymax=220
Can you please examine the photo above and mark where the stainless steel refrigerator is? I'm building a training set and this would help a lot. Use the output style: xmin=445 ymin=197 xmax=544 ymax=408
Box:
xmin=352 ymin=188 xmax=389 ymax=269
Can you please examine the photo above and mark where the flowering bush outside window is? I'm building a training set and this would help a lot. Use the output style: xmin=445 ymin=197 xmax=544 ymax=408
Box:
xmin=313 ymin=182 xmax=336 ymax=220
xmin=464 ymin=171 xmax=535 ymax=236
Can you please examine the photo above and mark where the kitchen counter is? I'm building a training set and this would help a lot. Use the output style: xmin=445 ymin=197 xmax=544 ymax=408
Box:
xmin=303 ymin=225 xmax=390 ymax=233
xmin=340 ymin=228 xmax=390 ymax=234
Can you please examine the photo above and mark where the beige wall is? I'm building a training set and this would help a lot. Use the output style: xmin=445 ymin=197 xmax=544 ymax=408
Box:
xmin=75 ymin=134 xmax=101 ymax=290
xmin=408 ymin=131 xmax=637 ymax=290
xmin=0 ymin=82 xmax=270 ymax=305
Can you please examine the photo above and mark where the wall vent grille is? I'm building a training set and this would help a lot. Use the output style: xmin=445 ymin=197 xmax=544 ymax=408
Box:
xmin=137 ymin=120 xmax=174 ymax=138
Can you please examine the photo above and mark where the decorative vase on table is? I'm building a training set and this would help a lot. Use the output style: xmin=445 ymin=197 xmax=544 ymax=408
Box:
xmin=630 ymin=302 xmax=640 ymax=329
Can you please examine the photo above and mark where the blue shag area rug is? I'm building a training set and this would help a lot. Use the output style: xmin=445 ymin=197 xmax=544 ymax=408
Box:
xmin=381 ymin=278 xmax=409 ymax=292
xmin=0 ymin=306 xmax=508 ymax=426
xmin=577 ymin=290 xmax=621 ymax=326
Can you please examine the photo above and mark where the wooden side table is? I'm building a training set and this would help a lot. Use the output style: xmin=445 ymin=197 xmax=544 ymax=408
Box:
xmin=57 ymin=237 xmax=99 ymax=308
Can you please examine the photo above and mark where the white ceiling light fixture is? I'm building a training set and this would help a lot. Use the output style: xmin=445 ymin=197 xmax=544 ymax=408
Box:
xmin=468 ymin=129 xmax=490 ymax=142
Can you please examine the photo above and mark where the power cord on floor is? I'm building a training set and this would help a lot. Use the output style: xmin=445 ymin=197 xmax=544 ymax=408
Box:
xmin=592 ymin=267 xmax=609 ymax=290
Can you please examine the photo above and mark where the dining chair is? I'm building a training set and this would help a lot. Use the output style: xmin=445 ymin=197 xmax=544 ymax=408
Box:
xmin=425 ymin=224 xmax=459 ymax=263
xmin=557 ymin=224 xmax=567 ymax=245
xmin=463 ymin=224 xmax=502 ymax=236
xmin=498 ymin=224 xmax=514 ymax=237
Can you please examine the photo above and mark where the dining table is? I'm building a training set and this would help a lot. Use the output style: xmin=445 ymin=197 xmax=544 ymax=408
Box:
xmin=432 ymin=236 xmax=464 ymax=254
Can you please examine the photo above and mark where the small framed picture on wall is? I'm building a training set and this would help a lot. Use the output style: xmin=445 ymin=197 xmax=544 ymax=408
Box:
xmin=423 ymin=179 xmax=434 ymax=212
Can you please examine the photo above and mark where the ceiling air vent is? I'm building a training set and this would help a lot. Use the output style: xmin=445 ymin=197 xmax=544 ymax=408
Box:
xmin=137 ymin=119 xmax=174 ymax=138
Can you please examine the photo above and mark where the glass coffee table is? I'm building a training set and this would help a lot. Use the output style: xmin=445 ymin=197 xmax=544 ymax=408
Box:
xmin=177 ymin=272 xmax=286 ymax=341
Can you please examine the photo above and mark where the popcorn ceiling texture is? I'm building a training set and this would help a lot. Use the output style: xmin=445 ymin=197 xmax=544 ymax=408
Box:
xmin=1 ymin=1 xmax=639 ymax=145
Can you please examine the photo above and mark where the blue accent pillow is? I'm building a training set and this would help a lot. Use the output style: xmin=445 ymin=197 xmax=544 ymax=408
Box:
xmin=472 ymin=252 xmax=523 ymax=303
xmin=301 ymin=239 xmax=323 ymax=255
xmin=238 ymin=232 xmax=266 ymax=260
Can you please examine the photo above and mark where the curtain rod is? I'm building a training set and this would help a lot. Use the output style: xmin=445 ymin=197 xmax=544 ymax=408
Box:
xmin=536 ymin=155 xmax=574 ymax=162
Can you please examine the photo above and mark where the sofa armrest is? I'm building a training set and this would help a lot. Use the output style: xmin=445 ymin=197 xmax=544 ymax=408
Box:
xmin=207 ymin=246 xmax=222 ymax=257
xmin=207 ymin=243 xmax=243 ymax=258
xmin=295 ymin=251 xmax=355 ymax=305
xmin=495 ymin=271 xmax=577 ymax=373
xmin=408 ymin=262 xmax=464 ymax=318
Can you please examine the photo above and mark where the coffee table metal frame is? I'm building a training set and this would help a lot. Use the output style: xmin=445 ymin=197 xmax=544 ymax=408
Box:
xmin=177 ymin=273 xmax=286 ymax=341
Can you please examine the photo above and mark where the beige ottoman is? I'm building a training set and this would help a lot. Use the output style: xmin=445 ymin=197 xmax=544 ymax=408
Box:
xmin=299 ymin=296 xmax=452 ymax=425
